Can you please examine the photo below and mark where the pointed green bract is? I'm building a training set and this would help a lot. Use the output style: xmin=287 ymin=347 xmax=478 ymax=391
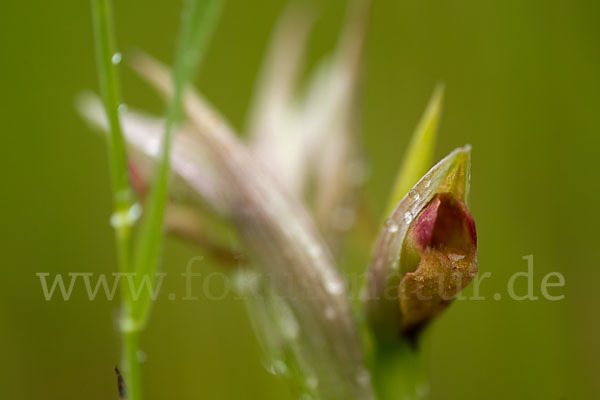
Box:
xmin=384 ymin=83 xmax=444 ymax=218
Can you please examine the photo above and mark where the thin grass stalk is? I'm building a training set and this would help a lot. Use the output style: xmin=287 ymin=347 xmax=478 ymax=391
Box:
xmin=130 ymin=0 xmax=222 ymax=327
xmin=90 ymin=0 xmax=141 ymax=398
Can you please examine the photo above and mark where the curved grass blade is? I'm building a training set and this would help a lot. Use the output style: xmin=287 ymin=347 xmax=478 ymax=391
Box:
xmin=130 ymin=0 xmax=224 ymax=328
xmin=90 ymin=0 xmax=145 ymax=398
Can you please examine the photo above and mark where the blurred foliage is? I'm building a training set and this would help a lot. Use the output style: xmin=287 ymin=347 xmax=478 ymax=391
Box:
xmin=1 ymin=0 xmax=599 ymax=399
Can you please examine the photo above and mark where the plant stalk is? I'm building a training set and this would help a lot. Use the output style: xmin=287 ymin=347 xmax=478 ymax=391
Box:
xmin=372 ymin=337 xmax=430 ymax=400
xmin=123 ymin=328 xmax=143 ymax=400
xmin=91 ymin=1 xmax=142 ymax=399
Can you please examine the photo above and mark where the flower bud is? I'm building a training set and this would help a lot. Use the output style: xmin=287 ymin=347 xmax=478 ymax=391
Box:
xmin=366 ymin=146 xmax=477 ymax=339
xmin=398 ymin=192 xmax=477 ymax=331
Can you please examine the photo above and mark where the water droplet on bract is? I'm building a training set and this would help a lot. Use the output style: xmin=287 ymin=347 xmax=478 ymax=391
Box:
xmin=408 ymin=190 xmax=420 ymax=201
xmin=232 ymin=269 xmax=260 ymax=295
xmin=267 ymin=360 xmax=288 ymax=376
xmin=387 ymin=221 xmax=399 ymax=233
xmin=110 ymin=203 xmax=142 ymax=228
xmin=279 ymin=312 xmax=299 ymax=341
xmin=110 ymin=212 xmax=125 ymax=228
xmin=308 ymin=244 xmax=322 ymax=259
xmin=128 ymin=203 xmax=142 ymax=221
xmin=112 ymin=52 xmax=122 ymax=65
xmin=403 ymin=211 xmax=413 ymax=224
xmin=325 ymin=279 xmax=345 ymax=295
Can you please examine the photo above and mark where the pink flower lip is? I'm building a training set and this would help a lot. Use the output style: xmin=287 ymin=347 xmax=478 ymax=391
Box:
xmin=411 ymin=192 xmax=477 ymax=253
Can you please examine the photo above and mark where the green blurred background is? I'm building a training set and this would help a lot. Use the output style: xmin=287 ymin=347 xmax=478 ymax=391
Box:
xmin=1 ymin=0 xmax=599 ymax=399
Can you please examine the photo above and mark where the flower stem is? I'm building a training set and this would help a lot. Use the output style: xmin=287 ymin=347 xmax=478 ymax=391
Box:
xmin=123 ymin=328 xmax=143 ymax=400
xmin=372 ymin=338 xmax=429 ymax=400
xmin=91 ymin=1 xmax=142 ymax=399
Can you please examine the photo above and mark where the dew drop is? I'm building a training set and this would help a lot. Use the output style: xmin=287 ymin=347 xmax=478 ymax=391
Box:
xmin=110 ymin=203 xmax=142 ymax=228
xmin=112 ymin=52 xmax=122 ymax=65
xmin=388 ymin=221 xmax=399 ymax=233
xmin=267 ymin=360 xmax=288 ymax=376
xmin=232 ymin=269 xmax=260 ymax=295
xmin=308 ymin=244 xmax=322 ymax=259
xmin=325 ymin=279 xmax=345 ymax=295
xmin=110 ymin=212 xmax=124 ymax=228
xmin=408 ymin=190 xmax=420 ymax=201
xmin=129 ymin=202 xmax=142 ymax=220
xmin=403 ymin=211 xmax=413 ymax=224
xmin=280 ymin=313 xmax=299 ymax=341
xmin=119 ymin=316 xmax=140 ymax=333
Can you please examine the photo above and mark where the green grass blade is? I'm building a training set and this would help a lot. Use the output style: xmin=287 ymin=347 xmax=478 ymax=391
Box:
xmin=91 ymin=0 xmax=132 ymax=214
xmin=383 ymin=83 xmax=444 ymax=218
xmin=90 ymin=1 xmax=142 ymax=398
xmin=130 ymin=0 xmax=223 ymax=326
xmin=91 ymin=0 xmax=135 ymax=316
